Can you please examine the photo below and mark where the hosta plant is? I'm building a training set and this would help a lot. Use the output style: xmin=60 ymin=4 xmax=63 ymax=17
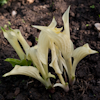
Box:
xmin=1 ymin=6 xmax=98 ymax=92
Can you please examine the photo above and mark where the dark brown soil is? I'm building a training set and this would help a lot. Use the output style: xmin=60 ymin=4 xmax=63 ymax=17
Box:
xmin=0 ymin=0 xmax=100 ymax=100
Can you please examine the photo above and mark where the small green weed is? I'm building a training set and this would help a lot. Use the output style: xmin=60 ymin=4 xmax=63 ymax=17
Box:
xmin=90 ymin=5 xmax=95 ymax=9
xmin=86 ymin=24 xmax=89 ymax=27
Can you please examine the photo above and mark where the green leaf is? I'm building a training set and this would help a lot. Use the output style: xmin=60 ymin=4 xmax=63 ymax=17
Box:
xmin=90 ymin=5 xmax=95 ymax=9
xmin=5 ymin=58 xmax=32 ymax=67
xmin=19 ymin=59 xmax=32 ymax=66
xmin=5 ymin=58 xmax=21 ymax=67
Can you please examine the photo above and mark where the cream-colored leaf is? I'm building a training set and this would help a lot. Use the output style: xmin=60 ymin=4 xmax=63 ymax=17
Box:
xmin=3 ymin=30 xmax=25 ymax=60
xmin=3 ymin=65 xmax=41 ymax=80
xmin=62 ymin=6 xmax=70 ymax=38
xmin=29 ymin=45 xmax=46 ymax=79
xmin=48 ymin=17 xmax=57 ymax=28
xmin=3 ymin=65 xmax=52 ymax=88
xmin=13 ymin=29 xmax=30 ymax=59
xmin=72 ymin=43 xmax=98 ymax=77
xmin=53 ymin=83 xmax=69 ymax=92
xmin=37 ymin=31 xmax=49 ymax=64
xmin=33 ymin=17 xmax=56 ymax=64
xmin=49 ymin=41 xmax=62 ymax=74
xmin=48 ymin=72 xmax=56 ymax=79
xmin=72 ymin=43 xmax=98 ymax=62
xmin=55 ymin=47 xmax=68 ymax=73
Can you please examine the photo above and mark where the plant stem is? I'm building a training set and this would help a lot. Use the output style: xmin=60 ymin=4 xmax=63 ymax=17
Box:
xmin=39 ymin=77 xmax=52 ymax=89
xmin=65 ymin=58 xmax=73 ymax=85
xmin=57 ymin=74 xmax=65 ymax=85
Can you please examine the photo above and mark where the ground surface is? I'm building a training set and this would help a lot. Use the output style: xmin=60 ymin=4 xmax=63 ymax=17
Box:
xmin=0 ymin=0 xmax=100 ymax=100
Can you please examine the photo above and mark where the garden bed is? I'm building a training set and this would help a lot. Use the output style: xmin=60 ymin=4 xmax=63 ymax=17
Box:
xmin=0 ymin=0 xmax=100 ymax=100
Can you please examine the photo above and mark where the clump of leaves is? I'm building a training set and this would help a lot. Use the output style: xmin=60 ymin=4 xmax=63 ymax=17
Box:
xmin=1 ymin=6 xmax=98 ymax=92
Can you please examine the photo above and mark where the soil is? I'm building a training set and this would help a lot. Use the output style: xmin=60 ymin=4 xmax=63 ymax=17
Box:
xmin=0 ymin=0 xmax=100 ymax=100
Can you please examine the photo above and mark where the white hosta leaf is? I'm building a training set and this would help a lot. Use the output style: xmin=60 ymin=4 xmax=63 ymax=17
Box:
xmin=62 ymin=6 xmax=70 ymax=38
xmin=53 ymin=83 xmax=69 ymax=92
xmin=29 ymin=45 xmax=46 ymax=79
xmin=3 ymin=65 xmax=51 ymax=87
xmin=33 ymin=17 xmax=57 ymax=65
xmin=72 ymin=43 xmax=98 ymax=76
xmin=13 ymin=29 xmax=30 ymax=60
xmin=58 ymin=56 xmax=64 ymax=73
xmin=59 ymin=56 xmax=68 ymax=73
xmin=72 ymin=43 xmax=98 ymax=62
xmin=2 ymin=29 xmax=25 ymax=60
xmin=49 ymin=41 xmax=62 ymax=74
xmin=55 ymin=47 xmax=68 ymax=73
xmin=37 ymin=31 xmax=49 ymax=64
xmin=48 ymin=17 xmax=57 ymax=28
xmin=3 ymin=65 xmax=42 ymax=80
xmin=49 ymin=59 xmax=62 ymax=74
xmin=48 ymin=72 xmax=55 ymax=79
